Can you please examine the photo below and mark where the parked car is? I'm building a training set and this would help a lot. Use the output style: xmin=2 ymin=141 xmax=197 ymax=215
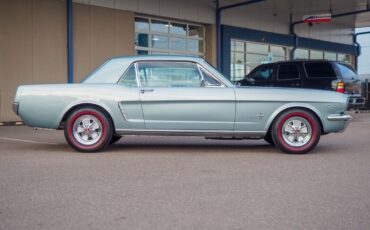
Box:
xmin=237 ymin=60 xmax=365 ymax=109
xmin=13 ymin=56 xmax=352 ymax=154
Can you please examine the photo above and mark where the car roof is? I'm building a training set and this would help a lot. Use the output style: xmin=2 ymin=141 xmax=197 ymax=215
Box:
xmin=271 ymin=60 xmax=341 ymax=64
xmin=109 ymin=55 xmax=204 ymax=62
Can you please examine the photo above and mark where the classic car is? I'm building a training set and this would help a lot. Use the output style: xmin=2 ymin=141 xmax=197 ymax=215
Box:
xmin=13 ymin=56 xmax=352 ymax=154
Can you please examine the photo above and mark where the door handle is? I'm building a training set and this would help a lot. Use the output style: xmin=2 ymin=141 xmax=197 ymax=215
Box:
xmin=140 ymin=89 xmax=154 ymax=94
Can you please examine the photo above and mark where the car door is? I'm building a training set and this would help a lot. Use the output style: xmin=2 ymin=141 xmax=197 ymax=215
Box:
xmin=276 ymin=63 xmax=301 ymax=88
xmin=137 ymin=61 xmax=235 ymax=131
xmin=115 ymin=64 xmax=145 ymax=130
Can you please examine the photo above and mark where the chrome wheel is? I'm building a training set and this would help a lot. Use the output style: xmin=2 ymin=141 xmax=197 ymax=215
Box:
xmin=282 ymin=117 xmax=312 ymax=147
xmin=73 ymin=115 xmax=103 ymax=145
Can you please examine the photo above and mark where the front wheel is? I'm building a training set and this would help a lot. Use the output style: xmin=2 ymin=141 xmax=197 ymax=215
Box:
xmin=64 ymin=107 xmax=113 ymax=152
xmin=271 ymin=109 xmax=321 ymax=154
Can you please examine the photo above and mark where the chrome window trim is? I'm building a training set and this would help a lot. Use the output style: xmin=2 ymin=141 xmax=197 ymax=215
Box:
xmin=134 ymin=60 xmax=227 ymax=88
xmin=116 ymin=63 xmax=140 ymax=87
xmin=197 ymin=64 xmax=225 ymax=88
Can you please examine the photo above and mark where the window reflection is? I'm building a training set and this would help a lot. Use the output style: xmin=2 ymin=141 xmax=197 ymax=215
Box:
xmin=135 ymin=18 xmax=149 ymax=31
xmin=135 ymin=17 xmax=204 ymax=57
xmin=152 ymin=35 xmax=169 ymax=50
xmin=170 ymin=23 xmax=187 ymax=36
xmin=151 ymin=20 xmax=169 ymax=33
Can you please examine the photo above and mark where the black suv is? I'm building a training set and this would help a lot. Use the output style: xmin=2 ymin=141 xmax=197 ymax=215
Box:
xmin=237 ymin=60 xmax=365 ymax=109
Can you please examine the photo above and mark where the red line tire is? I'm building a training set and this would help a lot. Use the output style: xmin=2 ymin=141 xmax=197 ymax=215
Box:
xmin=64 ymin=107 xmax=113 ymax=152
xmin=271 ymin=109 xmax=321 ymax=154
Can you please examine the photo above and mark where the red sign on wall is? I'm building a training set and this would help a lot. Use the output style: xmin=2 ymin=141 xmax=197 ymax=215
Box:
xmin=303 ymin=13 xmax=332 ymax=23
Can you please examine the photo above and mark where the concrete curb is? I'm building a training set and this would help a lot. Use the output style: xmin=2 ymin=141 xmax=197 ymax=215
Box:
xmin=0 ymin=121 xmax=24 ymax=126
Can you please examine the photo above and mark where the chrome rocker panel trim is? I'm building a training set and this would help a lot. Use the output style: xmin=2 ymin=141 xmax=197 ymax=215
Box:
xmin=116 ymin=129 xmax=266 ymax=138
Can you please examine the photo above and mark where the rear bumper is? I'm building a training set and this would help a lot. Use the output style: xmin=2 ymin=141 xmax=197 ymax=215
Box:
xmin=327 ymin=114 xmax=352 ymax=132
xmin=12 ymin=102 xmax=19 ymax=115
xmin=348 ymin=96 xmax=365 ymax=109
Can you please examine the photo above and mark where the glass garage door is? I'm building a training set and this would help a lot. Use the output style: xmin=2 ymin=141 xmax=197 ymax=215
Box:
xmin=135 ymin=16 xmax=205 ymax=57
xmin=230 ymin=40 xmax=288 ymax=81
xmin=294 ymin=48 xmax=353 ymax=65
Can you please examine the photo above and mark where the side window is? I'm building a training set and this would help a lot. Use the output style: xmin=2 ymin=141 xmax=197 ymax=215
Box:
xmin=137 ymin=62 xmax=203 ymax=88
xmin=277 ymin=64 xmax=300 ymax=80
xmin=249 ymin=65 xmax=274 ymax=81
xmin=200 ymin=67 xmax=222 ymax=86
xmin=118 ymin=65 xmax=137 ymax=87
xmin=304 ymin=62 xmax=336 ymax=79
xmin=336 ymin=63 xmax=358 ymax=80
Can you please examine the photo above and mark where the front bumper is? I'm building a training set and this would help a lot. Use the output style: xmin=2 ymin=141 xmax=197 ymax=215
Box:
xmin=327 ymin=114 xmax=352 ymax=132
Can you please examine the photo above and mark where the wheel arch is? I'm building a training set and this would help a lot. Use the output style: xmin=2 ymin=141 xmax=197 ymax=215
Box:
xmin=264 ymin=104 xmax=325 ymax=136
xmin=58 ymin=102 xmax=115 ymax=130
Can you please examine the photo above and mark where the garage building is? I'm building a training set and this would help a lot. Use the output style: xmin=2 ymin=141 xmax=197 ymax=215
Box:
xmin=1 ymin=0 xmax=369 ymax=122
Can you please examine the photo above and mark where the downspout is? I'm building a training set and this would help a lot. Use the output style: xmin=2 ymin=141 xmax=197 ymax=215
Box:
xmin=354 ymin=31 xmax=370 ymax=71
xmin=290 ymin=6 xmax=370 ymax=61
xmin=67 ymin=0 xmax=74 ymax=83
xmin=216 ymin=0 xmax=266 ymax=71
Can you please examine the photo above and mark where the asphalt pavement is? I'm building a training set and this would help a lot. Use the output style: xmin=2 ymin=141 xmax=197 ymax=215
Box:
xmin=1 ymin=113 xmax=370 ymax=230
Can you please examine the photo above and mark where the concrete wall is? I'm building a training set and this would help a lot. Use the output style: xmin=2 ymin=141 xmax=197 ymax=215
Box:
xmin=221 ymin=2 xmax=354 ymax=45
xmin=74 ymin=0 xmax=215 ymax=24
xmin=73 ymin=3 xmax=135 ymax=82
xmin=0 ymin=0 xmax=67 ymax=122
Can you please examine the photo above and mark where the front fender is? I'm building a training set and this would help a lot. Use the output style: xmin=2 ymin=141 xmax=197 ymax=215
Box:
xmin=264 ymin=103 xmax=324 ymax=132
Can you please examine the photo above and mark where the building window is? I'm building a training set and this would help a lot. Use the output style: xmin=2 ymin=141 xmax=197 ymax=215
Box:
xmin=295 ymin=49 xmax=353 ymax=65
xmin=135 ymin=17 xmax=205 ymax=57
xmin=230 ymin=40 xmax=288 ymax=81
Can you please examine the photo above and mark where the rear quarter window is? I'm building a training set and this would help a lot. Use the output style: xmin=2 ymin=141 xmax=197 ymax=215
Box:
xmin=336 ymin=63 xmax=358 ymax=80
xmin=304 ymin=62 xmax=336 ymax=79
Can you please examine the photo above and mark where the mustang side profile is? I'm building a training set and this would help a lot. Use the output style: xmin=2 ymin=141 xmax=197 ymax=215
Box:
xmin=13 ymin=56 xmax=352 ymax=154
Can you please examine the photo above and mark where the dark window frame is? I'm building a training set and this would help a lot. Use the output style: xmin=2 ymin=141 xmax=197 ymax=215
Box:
xmin=276 ymin=63 xmax=301 ymax=81
xmin=303 ymin=61 xmax=337 ymax=79
xmin=248 ymin=64 xmax=275 ymax=82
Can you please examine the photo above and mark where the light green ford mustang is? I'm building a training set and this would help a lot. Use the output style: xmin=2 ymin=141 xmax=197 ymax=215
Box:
xmin=13 ymin=56 xmax=352 ymax=154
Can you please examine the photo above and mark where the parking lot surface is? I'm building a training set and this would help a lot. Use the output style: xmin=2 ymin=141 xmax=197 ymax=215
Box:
xmin=1 ymin=113 xmax=370 ymax=230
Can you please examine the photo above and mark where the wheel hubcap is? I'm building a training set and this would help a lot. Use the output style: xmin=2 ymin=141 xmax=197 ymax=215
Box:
xmin=73 ymin=115 xmax=103 ymax=145
xmin=282 ymin=117 xmax=312 ymax=147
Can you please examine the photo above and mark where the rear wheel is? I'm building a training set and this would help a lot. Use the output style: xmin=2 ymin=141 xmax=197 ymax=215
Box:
xmin=272 ymin=109 xmax=321 ymax=154
xmin=64 ymin=107 xmax=113 ymax=152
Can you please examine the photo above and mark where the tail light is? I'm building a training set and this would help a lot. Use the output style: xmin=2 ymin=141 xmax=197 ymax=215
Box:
xmin=336 ymin=82 xmax=345 ymax=93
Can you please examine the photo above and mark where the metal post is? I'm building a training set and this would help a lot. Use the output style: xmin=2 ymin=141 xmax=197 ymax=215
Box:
xmin=216 ymin=0 xmax=221 ymax=70
xmin=67 ymin=0 xmax=74 ymax=83
xmin=290 ymin=7 xmax=370 ymax=62
xmin=216 ymin=0 xmax=266 ymax=71
xmin=354 ymin=31 xmax=370 ymax=71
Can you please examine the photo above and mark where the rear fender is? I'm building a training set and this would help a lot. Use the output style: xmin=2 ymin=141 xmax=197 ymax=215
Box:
xmin=57 ymin=99 xmax=113 ymax=127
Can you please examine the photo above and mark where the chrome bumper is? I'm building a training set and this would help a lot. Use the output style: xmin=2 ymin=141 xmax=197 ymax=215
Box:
xmin=327 ymin=114 xmax=352 ymax=121
xmin=12 ymin=102 xmax=19 ymax=115
xmin=327 ymin=114 xmax=352 ymax=132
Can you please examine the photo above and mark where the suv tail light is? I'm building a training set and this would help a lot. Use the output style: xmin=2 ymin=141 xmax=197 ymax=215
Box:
xmin=336 ymin=82 xmax=345 ymax=93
